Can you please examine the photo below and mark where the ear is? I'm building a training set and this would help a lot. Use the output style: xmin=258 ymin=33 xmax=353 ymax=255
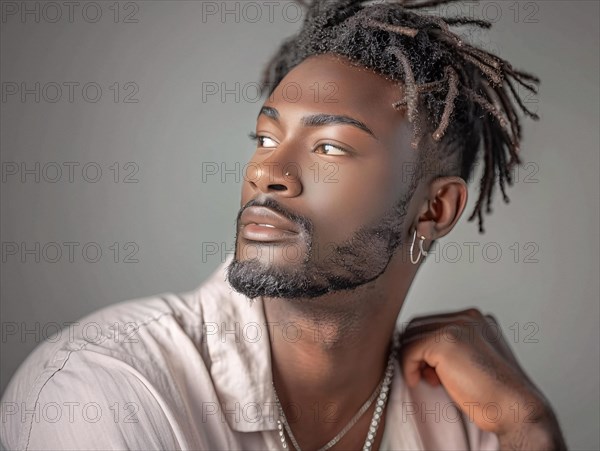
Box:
xmin=414 ymin=176 xmax=468 ymax=244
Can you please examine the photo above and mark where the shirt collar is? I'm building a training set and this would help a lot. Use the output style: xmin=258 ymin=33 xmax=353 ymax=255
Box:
xmin=200 ymin=255 xmax=279 ymax=432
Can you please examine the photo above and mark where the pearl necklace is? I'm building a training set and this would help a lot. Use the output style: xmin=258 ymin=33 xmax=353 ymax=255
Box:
xmin=273 ymin=334 xmax=399 ymax=451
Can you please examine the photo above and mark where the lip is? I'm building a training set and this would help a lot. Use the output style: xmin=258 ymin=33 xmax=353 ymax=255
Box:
xmin=240 ymin=206 xmax=300 ymax=242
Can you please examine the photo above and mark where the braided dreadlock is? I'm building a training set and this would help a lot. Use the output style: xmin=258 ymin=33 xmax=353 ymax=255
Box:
xmin=260 ymin=0 xmax=540 ymax=234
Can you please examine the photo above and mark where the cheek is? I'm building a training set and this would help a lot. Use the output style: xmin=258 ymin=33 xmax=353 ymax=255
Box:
xmin=303 ymin=156 xmax=399 ymax=243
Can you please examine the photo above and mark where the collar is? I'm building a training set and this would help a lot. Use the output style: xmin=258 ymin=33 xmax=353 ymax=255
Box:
xmin=199 ymin=255 xmax=279 ymax=432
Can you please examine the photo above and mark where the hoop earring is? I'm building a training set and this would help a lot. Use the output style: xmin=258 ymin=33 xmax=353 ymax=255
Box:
xmin=409 ymin=229 xmax=428 ymax=265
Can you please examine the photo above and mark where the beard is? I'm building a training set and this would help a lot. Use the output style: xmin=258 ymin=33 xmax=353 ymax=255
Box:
xmin=226 ymin=192 xmax=411 ymax=300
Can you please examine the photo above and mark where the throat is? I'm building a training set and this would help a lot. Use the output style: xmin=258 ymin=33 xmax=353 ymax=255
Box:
xmin=272 ymin=335 xmax=398 ymax=451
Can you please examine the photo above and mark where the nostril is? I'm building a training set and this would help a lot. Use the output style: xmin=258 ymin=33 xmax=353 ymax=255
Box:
xmin=269 ymin=184 xmax=287 ymax=191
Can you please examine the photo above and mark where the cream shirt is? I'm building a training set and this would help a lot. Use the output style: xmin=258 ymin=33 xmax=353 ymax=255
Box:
xmin=1 ymin=257 xmax=499 ymax=450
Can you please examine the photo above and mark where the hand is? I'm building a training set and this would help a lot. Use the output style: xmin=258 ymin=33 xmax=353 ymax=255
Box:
xmin=398 ymin=308 xmax=567 ymax=450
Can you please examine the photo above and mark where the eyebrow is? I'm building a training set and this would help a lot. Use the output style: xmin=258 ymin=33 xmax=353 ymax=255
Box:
xmin=258 ymin=106 xmax=378 ymax=140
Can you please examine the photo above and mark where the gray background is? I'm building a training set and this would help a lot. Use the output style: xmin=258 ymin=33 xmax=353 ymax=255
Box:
xmin=1 ymin=1 xmax=598 ymax=449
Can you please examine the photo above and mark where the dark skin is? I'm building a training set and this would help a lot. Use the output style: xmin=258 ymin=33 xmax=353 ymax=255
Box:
xmin=235 ymin=54 xmax=565 ymax=450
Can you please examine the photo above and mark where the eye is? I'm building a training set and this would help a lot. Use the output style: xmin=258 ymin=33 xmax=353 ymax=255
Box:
xmin=314 ymin=143 xmax=348 ymax=156
xmin=248 ymin=132 xmax=277 ymax=148
xmin=248 ymin=132 xmax=350 ymax=155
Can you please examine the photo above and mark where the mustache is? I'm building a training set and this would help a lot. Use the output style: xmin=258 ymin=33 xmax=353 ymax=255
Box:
xmin=236 ymin=197 xmax=313 ymax=235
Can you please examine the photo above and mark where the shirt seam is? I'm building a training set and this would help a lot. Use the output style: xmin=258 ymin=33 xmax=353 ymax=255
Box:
xmin=21 ymin=306 xmax=176 ymax=450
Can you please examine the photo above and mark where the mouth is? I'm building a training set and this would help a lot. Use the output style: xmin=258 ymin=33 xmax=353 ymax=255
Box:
xmin=240 ymin=206 xmax=301 ymax=243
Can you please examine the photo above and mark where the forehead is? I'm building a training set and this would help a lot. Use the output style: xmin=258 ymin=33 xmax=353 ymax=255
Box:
xmin=263 ymin=54 xmax=408 ymax=138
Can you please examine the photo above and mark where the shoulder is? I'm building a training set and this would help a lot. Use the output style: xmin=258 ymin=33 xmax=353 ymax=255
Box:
xmin=407 ymin=378 xmax=500 ymax=450
xmin=0 ymin=292 xmax=188 ymax=450
xmin=0 ymin=258 xmax=240 ymax=450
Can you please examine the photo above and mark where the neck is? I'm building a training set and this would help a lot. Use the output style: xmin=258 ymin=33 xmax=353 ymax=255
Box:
xmin=264 ymin=252 xmax=416 ymax=450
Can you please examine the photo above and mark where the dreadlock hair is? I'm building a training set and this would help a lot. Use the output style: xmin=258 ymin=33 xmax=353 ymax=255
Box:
xmin=260 ymin=0 xmax=540 ymax=234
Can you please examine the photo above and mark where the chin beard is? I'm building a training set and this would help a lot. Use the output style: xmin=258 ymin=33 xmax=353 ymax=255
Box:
xmin=226 ymin=193 xmax=410 ymax=300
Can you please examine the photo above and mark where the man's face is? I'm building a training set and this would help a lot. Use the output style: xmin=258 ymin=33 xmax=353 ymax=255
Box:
xmin=227 ymin=54 xmax=419 ymax=299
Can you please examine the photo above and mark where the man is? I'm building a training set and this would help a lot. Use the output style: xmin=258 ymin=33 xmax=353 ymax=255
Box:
xmin=1 ymin=0 xmax=567 ymax=450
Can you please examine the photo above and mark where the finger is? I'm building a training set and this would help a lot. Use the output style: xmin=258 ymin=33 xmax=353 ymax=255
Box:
xmin=402 ymin=315 xmax=523 ymax=374
xmin=403 ymin=308 xmax=484 ymax=328
xmin=401 ymin=309 xmax=487 ymax=340
xmin=399 ymin=330 xmax=446 ymax=388
xmin=400 ymin=318 xmax=478 ymax=348
xmin=422 ymin=365 xmax=441 ymax=387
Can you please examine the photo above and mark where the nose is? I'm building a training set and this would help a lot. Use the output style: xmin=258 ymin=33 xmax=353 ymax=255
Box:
xmin=246 ymin=158 xmax=302 ymax=197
